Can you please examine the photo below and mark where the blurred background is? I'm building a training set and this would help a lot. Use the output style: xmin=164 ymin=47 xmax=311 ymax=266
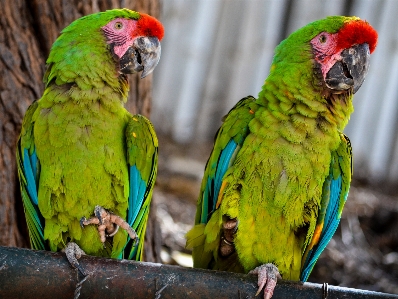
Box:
xmin=150 ymin=0 xmax=398 ymax=294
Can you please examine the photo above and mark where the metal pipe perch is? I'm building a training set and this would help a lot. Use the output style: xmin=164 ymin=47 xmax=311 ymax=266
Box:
xmin=0 ymin=246 xmax=397 ymax=299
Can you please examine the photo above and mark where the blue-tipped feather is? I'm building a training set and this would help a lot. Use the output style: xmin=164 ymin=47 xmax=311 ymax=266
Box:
xmin=136 ymin=179 xmax=147 ymax=219
xmin=124 ymin=165 xmax=148 ymax=260
xmin=23 ymin=149 xmax=39 ymax=205
xmin=21 ymin=148 xmax=45 ymax=250
xmin=201 ymin=140 xmax=237 ymax=223
xmin=30 ymin=150 xmax=38 ymax=186
xmin=213 ymin=140 xmax=237 ymax=207
xmin=128 ymin=165 xmax=146 ymax=226
xmin=128 ymin=165 xmax=139 ymax=224
xmin=300 ymin=175 xmax=345 ymax=281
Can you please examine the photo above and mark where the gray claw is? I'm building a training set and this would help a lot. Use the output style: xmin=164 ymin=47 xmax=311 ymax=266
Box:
xmin=94 ymin=205 xmax=103 ymax=224
xmin=80 ymin=217 xmax=86 ymax=228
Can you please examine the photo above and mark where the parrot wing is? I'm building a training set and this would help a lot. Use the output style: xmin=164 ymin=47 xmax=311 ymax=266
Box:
xmin=123 ymin=114 xmax=158 ymax=260
xmin=186 ymin=96 xmax=258 ymax=270
xmin=195 ymin=96 xmax=258 ymax=225
xmin=187 ymin=96 xmax=257 ymax=270
xmin=300 ymin=133 xmax=352 ymax=281
xmin=17 ymin=101 xmax=47 ymax=251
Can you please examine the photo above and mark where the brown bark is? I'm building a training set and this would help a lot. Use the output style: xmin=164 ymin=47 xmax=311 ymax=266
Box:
xmin=0 ymin=0 xmax=161 ymax=262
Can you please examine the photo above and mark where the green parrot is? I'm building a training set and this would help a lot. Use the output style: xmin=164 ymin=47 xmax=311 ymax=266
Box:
xmin=186 ymin=16 xmax=377 ymax=298
xmin=17 ymin=9 xmax=164 ymax=272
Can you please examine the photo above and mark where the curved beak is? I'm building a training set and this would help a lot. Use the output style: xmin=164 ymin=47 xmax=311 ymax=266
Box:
xmin=119 ymin=36 xmax=161 ymax=78
xmin=325 ymin=43 xmax=370 ymax=94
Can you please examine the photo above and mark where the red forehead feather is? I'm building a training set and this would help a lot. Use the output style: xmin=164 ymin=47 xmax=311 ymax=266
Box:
xmin=336 ymin=20 xmax=378 ymax=53
xmin=136 ymin=13 xmax=164 ymax=41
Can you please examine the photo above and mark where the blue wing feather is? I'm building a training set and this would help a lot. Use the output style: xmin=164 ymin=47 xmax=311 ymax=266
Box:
xmin=30 ymin=150 xmax=39 ymax=189
xmin=301 ymin=176 xmax=344 ymax=281
xmin=23 ymin=149 xmax=39 ymax=205
xmin=124 ymin=115 xmax=158 ymax=261
xmin=17 ymin=102 xmax=46 ymax=250
xmin=127 ymin=165 xmax=140 ymax=225
xmin=19 ymin=147 xmax=45 ymax=250
xmin=196 ymin=96 xmax=257 ymax=226
xmin=127 ymin=165 xmax=149 ymax=227
xmin=201 ymin=139 xmax=238 ymax=223
xmin=213 ymin=140 xmax=238 ymax=207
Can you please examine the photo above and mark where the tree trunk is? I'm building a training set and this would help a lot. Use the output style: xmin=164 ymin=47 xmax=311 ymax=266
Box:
xmin=0 ymin=0 xmax=161 ymax=262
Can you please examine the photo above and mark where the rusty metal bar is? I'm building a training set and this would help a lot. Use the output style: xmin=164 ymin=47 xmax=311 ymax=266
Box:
xmin=0 ymin=246 xmax=397 ymax=299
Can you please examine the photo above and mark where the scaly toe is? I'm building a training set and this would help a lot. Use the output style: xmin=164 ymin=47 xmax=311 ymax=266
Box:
xmin=249 ymin=263 xmax=280 ymax=299
xmin=64 ymin=242 xmax=87 ymax=276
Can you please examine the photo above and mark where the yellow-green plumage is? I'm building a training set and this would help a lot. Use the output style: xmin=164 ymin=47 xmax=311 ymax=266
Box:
xmin=33 ymin=93 xmax=131 ymax=255
xmin=17 ymin=9 xmax=160 ymax=260
xmin=187 ymin=16 xmax=377 ymax=281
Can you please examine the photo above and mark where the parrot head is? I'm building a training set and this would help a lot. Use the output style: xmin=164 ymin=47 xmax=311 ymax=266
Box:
xmin=310 ymin=17 xmax=377 ymax=94
xmin=273 ymin=16 xmax=377 ymax=95
xmin=101 ymin=13 xmax=164 ymax=78
xmin=45 ymin=9 xmax=164 ymax=88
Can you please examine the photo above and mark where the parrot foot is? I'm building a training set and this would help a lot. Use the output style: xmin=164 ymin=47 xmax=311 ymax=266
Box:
xmin=80 ymin=205 xmax=139 ymax=246
xmin=64 ymin=242 xmax=87 ymax=276
xmin=64 ymin=242 xmax=91 ymax=299
xmin=220 ymin=217 xmax=237 ymax=257
xmin=249 ymin=263 xmax=281 ymax=299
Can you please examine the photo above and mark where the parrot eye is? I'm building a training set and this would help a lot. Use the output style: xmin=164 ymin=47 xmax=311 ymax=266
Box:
xmin=319 ymin=35 xmax=327 ymax=43
xmin=114 ymin=22 xmax=123 ymax=30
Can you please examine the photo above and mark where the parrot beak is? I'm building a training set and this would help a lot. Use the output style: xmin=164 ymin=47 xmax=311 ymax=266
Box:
xmin=325 ymin=43 xmax=370 ymax=94
xmin=119 ymin=36 xmax=161 ymax=78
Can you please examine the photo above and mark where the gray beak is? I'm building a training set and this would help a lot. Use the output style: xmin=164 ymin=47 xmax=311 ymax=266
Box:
xmin=325 ymin=43 xmax=370 ymax=94
xmin=119 ymin=36 xmax=161 ymax=78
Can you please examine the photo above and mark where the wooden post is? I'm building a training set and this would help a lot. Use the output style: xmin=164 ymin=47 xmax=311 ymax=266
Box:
xmin=0 ymin=246 xmax=397 ymax=299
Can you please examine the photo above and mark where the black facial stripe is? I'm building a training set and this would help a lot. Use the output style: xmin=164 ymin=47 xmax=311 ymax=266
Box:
xmin=102 ymin=27 xmax=128 ymax=46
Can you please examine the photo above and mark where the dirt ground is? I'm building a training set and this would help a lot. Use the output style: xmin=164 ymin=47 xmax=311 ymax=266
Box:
xmin=153 ymin=134 xmax=398 ymax=295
